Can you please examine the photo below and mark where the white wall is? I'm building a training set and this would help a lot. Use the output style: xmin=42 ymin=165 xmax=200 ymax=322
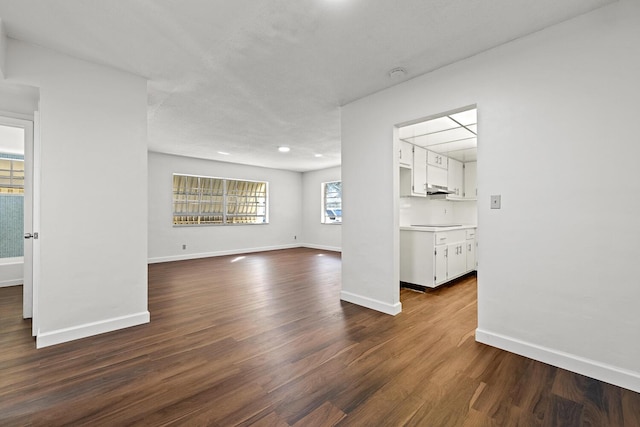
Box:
xmin=301 ymin=166 xmax=341 ymax=251
xmin=0 ymin=18 xmax=6 ymax=78
xmin=399 ymin=198 xmax=477 ymax=227
xmin=148 ymin=152 xmax=303 ymax=262
xmin=0 ymin=257 xmax=22 ymax=287
xmin=6 ymin=39 xmax=149 ymax=347
xmin=342 ymin=0 xmax=640 ymax=392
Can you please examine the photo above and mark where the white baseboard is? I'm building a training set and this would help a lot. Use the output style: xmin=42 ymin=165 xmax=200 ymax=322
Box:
xmin=0 ymin=279 xmax=23 ymax=288
xmin=476 ymin=328 xmax=640 ymax=393
xmin=36 ymin=311 xmax=150 ymax=349
xmin=148 ymin=244 xmax=302 ymax=264
xmin=301 ymin=244 xmax=342 ymax=252
xmin=340 ymin=290 xmax=402 ymax=316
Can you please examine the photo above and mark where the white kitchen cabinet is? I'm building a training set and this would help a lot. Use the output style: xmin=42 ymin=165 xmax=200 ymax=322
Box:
xmin=465 ymin=229 xmax=477 ymax=271
xmin=399 ymin=144 xmax=428 ymax=197
xmin=427 ymin=150 xmax=447 ymax=169
xmin=401 ymin=228 xmax=475 ymax=288
xmin=427 ymin=166 xmax=447 ymax=188
xmin=399 ymin=140 xmax=413 ymax=168
xmin=447 ymin=241 xmax=467 ymax=279
xmin=447 ymin=158 xmax=464 ymax=198
xmin=464 ymin=161 xmax=477 ymax=199
xmin=434 ymin=245 xmax=447 ymax=285
xmin=412 ymin=146 xmax=427 ymax=196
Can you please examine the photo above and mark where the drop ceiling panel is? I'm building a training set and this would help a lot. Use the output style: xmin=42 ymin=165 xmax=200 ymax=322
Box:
xmin=428 ymin=138 xmax=477 ymax=154
xmin=447 ymin=148 xmax=477 ymax=162
xmin=418 ymin=127 xmax=476 ymax=147
xmin=449 ymin=109 xmax=477 ymax=126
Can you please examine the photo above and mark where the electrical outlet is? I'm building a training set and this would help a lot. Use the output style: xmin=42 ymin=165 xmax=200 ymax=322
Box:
xmin=182 ymin=244 xmax=187 ymax=250
xmin=294 ymin=235 xmax=297 ymax=240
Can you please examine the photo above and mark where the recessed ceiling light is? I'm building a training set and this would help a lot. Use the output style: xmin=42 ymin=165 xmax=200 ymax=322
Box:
xmin=217 ymin=151 xmax=230 ymax=155
xmin=314 ymin=154 xmax=323 ymax=158
xmin=278 ymin=146 xmax=290 ymax=153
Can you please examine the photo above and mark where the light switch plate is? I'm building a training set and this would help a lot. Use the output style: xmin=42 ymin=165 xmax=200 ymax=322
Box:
xmin=491 ymin=195 xmax=501 ymax=209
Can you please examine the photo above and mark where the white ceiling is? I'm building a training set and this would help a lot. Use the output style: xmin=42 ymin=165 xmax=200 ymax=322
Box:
xmin=400 ymin=108 xmax=478 ymax=162
xmin=0 ymin=0 xmax=615 ymax=171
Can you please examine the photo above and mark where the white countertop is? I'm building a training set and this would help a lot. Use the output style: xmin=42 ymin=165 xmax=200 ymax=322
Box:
xmin=400 ymin=224 xmax=477 ymax=232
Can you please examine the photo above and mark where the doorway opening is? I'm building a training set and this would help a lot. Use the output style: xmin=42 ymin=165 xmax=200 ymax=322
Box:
xmin=0 ymin=114 xmax=35 ymax=331
xmin=395 ymin=106 xmax=478 ymax=296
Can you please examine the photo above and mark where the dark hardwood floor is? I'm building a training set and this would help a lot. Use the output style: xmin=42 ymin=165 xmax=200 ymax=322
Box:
xmin=1 ymin=248 xmax=639 ymax=426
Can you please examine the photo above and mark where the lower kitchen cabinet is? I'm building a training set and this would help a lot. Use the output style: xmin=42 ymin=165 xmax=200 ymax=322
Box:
xmin=447 ymin=241 xmax=467 ymax=280
xmin=466 ymin=229 xmax=477 ymax=271
xmin=400 ymin=227 xmax=477 ymax=288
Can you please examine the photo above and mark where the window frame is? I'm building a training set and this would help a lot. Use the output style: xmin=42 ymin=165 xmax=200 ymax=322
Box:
xmin=321 ymin=180 xmax=342 ymax=224
xmin=172 ymin=173 xmax=269 ymax=226
xmin=0 ymin=156 xmax=25 ymax=194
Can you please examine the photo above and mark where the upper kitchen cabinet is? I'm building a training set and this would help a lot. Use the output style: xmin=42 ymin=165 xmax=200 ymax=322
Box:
xmin=426 ymin=149 xmax=448 ymax=189
xmin=464 ymin=161 xmax=477 ymax=199
xmin=427 ymin=150 xmax=447 ymax=169
xmin=400 ymin=145 xmax=427 ymax=197
xmin=399 ymin=139 xmax=413 ymax=168
xmin=447 ymin=158 xmax=464 ymax=198
xmin=398 ymin=106 xmax=477 ymax=199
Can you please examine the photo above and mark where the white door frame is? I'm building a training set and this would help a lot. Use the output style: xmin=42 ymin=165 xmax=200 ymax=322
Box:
xmin=0 ymin=114 xmax=37 ymax=330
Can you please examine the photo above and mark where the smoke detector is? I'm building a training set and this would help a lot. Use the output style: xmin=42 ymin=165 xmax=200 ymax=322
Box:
xmin=388 ymin=67 xmax=407 ymax=80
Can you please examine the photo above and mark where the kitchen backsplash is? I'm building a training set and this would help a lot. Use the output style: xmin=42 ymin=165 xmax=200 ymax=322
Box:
xmin=399 ymin=197 xmax=477 ymax=226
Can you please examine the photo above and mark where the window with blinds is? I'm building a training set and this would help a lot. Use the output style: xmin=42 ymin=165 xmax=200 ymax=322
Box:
xmin=172 ymin=174 xmax=268 ymax=225
xmin=322 ymin=181 xmax=342 ymax=224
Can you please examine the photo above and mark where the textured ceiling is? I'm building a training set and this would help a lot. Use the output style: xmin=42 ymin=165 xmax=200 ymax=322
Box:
xmin=0 ymin=0 xmax=615 ymax=171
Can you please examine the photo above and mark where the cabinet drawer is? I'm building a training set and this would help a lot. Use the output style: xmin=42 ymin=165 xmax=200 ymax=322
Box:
xmin=466 ymin=229 xmax=476 ymax=240
xmin=435 ymin=230 xmax=466 ymax=245
xmin=434 ymin=232 xmax=449 ymax=245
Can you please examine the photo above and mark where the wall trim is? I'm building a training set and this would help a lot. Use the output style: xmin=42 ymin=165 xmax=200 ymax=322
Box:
xmin=0 ymin=278 xmax=22 ymax=288
xmin=476 ymin=328 xmax=640 ymax=393
xmin=302 ymin=243 xmax=342 ymax=252
xmin=36 ymin=311 xmax=150 ymax=349
xmin=340 ymin=290 xmax=402 ymax=316
xmin=148 ymin=244 xmax=302 ymax=264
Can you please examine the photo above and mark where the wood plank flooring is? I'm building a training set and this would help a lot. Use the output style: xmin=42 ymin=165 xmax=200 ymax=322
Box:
xmin=1 ymin=247 xmax=639 ymax=426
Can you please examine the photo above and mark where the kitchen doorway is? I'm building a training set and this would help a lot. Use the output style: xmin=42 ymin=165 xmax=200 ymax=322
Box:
xmin=396 ymin=106 xmax=478 ymax=294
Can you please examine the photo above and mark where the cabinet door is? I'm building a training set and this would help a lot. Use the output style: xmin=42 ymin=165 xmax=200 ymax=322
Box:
xmin=427 ymin=165 xmax=448 ymax=188
xmin=447 ymin=158 xmax=463 ymax=197
xmin=447 ymin=243 xmax=466 ymax=279
xmin=412 ymin=146 xmax=427 ymax=196
xmin=434 ymin=245 xmax=447 ymax=285
xmin=464 ymin=161 xmax=477 ymax=199
xmin=399 ymin=140 xmax=413 ymax=168
xmin=466 ymin=238 xmax=476 ymax=271
xmin=427 ymin=150 xmax=448 ymax=169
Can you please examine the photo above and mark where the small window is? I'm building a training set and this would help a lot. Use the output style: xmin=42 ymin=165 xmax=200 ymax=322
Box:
xmin=0 ymin=157 xmax=25 ymax=194
xmin=322 ymin=181 xmax=342 ymax=224
xmin=173 ymin=174 xmax=268 ymax=226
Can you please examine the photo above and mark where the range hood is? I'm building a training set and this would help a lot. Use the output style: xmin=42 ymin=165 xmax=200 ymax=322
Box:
xmin=426 ymin=184 xmax=454 ymax=195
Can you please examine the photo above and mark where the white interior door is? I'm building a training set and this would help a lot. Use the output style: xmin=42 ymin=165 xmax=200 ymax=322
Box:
xmin=31 ymin=110 xmax=40 ymax=336
xmin=0 ymin=115 xmax=35 ymax=322
xmin=22 ymin=117 xmax=34 ymax=321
